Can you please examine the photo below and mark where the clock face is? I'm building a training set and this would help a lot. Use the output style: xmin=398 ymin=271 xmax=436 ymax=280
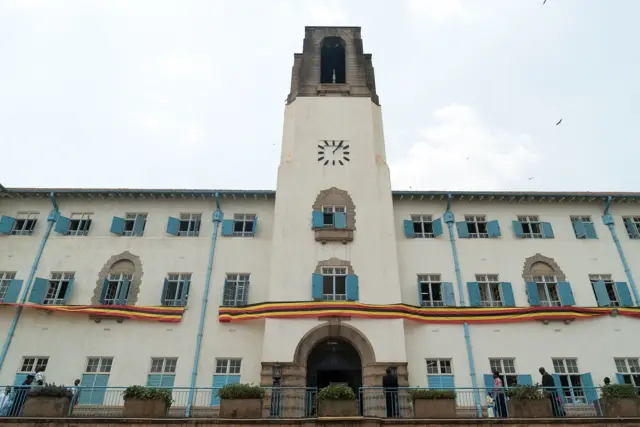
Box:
xmin=317 ymin=140 xmax=350 ymax=166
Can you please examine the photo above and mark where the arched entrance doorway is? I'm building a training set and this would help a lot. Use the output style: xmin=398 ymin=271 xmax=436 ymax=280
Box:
xmin=306 ymin=338 xmax=363 ymax=392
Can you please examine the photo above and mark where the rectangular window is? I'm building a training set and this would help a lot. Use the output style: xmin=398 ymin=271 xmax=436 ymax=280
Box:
xmin=232 ymin=214 xmax=256 ymax=237
xmin=464 ymin=215 xmax=488 ymax=238
xmin=321 ymin=206 xmax=346 ymax=228
xmin=570 ymin=215 xmax=596 ymax=239
xmin=517 ymin=215 xmax=543 ymax=239
xmin=211 ymin=358 xmax=242 ymax=405
xmin=86 ymin=357 xmax=113 ymax=373
xmin=102 ymin=273 xmax=132 ymax=305
xmin=418 ymin=274 xmax=443 ymax=307
xmin=552 ymin=358 xmax=585 ymax=404
xmin=534 ymin=275 xmax=561 ymax=306
xmin=163 ymin=273 xmax=191 ymax=306
xmin=178 ymin=213 xmax=201 ymax=237
xmin=148 ymin=357 xmax=177 ymax=388
xmin=411 ymin=215 xmax=435 ymax=238
xmin=476 ymin=274 xmax=503 ymax=307
xmin=426 ymin=359 xmax=452 ymax=375
xmin=124 ymin=213 xmax=147 ymax=236
xmin=321 ymin=267 xmax=347 ymax=301
xmin=67 ymin=213 xmax=93 ymax=236
xmin=223 ymin=274 xmax=250 ymax=306
xmin=215 ymin=358 xmax=242 ymax=375
xmin=10 ymin=212 xmax=38 ymax=236
xmin=20 ymin=356 xmax=49 ymax=373
xmin=614 ymin=358 xmax=640 ymax=388
xmin=0 ymin=272 xmax=17 ymax=302
xmin=43 ymin=272 xmax=75 ymax=305
xmin=589 ymin=274 xmax=619 ymax=307
xmin=489 ymin=358 xmax=518 ymax=387
xmin=623 ymin=216 xmax=640 ymax=239
xmin=79 ymin=357 xmax=113 ymax=405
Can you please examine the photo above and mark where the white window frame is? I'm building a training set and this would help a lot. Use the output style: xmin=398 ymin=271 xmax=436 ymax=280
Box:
xmin=410 ymin=214 xmax=435 ymax=239
xmin=418 ymin=274 xmax=443 ymax=307
xmin=614 ymin=357 xmax=640 ymax=387
xmin=223 ymin=274 xmax=250 ymax=306
xmin=10 ymin=212 xmax=38 ymax=236
xmin=425 ymin=358 xmax=453 ymax=376
xmin=321 ymin=267 xmax=347 ymax=301
xmin=476 ymin=274 xmax=503 ymax=307
xmin=178 ymin=213 xmax=201 ymax=237
xmin=533 ymin=275 xmax=560 ymax=306
xmin=622 ymin=216 xmax=640 ymax=239
xmin=321 ymin=205 xmax=346 ymax=228
xmin=123 ymin=213 xmax=147 ymax=236
xmin=570 ymin=215 xmax=593 ymax=239
xmin=214 ymin=358 xmax=242 ymax=375
xmin=85 ymin=357 xmax=113 ymax=374
xmin=589 ymin=274 xmax=619 ymax=307
xmin=19 ymin=356 xmax=49 ymax=373
xmin=164 ymin=273 xmax=191 ymax=306
xmin=552 ymin=358 xmax=585 ymax=404
xmin=464 ymin=215 xmax=488 ymax=238
xmin=103 ymin=273 xmax=133 ymax=305
xmin=489 ymin=358 xmax=518 ymax=387
xmin=150 ymin=357 xmax=178 ymax=374
xmin=517 ymin=215 xmax=543 ymax=239
xmin=0 ymin=272 xmax=17 ymax=302
xmin=232 ymin=214 xmax=256 ymax=237
xmin=43 ymin=272 xmax=75 ymax=305
xmin=67 ymin=213 xmax=93 ymax=236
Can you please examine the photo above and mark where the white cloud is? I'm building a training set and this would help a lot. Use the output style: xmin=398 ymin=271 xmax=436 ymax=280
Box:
xmin=390 ymin=104 xmax=538 ymax=191
xmin=406 ymin=0 xmax=472 ymax=23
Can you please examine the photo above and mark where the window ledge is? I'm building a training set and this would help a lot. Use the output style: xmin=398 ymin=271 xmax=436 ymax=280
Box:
xmin=314 ymin=228 xmax=354 ymax=244
xmin=316 ymin=83 xmax=351 ymax=96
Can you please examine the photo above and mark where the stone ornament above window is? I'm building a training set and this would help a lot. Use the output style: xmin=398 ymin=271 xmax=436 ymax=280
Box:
xmin=92 ymin=251 xmax=143 ymax=306
xmin=311 ymin=187 xmax=355 ymax=244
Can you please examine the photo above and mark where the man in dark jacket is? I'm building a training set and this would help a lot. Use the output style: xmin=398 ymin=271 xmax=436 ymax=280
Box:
xmin=539 ymin=367 xmax=563 ymax=417
xmin=382 ymin=367 xmax=399 ymax=418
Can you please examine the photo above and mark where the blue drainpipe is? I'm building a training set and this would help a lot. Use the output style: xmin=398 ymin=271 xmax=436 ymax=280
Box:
xmin=186 ymin=193 xmax=223 ymax=417
xmin=603 ymin=196 xmax=640 ymax=305
xmin=444 ymin=194 xmax=482 ymax=416
xmin=0 ymin=192 xmax=58 ymax=373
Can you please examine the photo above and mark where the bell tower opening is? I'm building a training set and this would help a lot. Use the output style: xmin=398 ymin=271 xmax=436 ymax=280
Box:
xmin=320 ymin=37 xmax=346 ymax=84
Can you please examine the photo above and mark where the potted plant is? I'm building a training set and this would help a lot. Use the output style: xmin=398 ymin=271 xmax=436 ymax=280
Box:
xmin=315 ymin=384 xmax=357 ymax=417
xmin=218 ymin=383 xmax=265 ymax=418
xmin=408 ymin=389 xmax=456 ymax=418
xmin=505 ymin=385 xmax=552 ymax=418
xmin=599 ymin=384 xmax=640 ymax=417
xmin=122 ymin=385 xmax=172 ymax=417
xmin=23 ymin=384 xmax=73 ymax=417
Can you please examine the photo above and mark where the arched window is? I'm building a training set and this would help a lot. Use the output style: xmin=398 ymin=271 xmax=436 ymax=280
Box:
xmin=320 ymin=37 xmax=346 ymax=84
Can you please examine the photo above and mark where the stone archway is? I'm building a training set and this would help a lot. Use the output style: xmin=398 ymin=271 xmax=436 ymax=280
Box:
xmin=521 ymin=253 xmax=566 ymax=282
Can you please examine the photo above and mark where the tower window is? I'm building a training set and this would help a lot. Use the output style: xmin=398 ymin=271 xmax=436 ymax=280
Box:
xmin=320 ymin=37 xmax=346 ymax=84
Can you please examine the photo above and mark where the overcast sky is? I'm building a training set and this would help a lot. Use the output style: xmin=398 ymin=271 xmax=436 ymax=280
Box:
xmin=1 ymin=0 xmax=638 ymax=191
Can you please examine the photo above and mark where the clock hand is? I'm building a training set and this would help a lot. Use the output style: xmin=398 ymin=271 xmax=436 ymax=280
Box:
xmin=332 ymin=141 xmax=344 ymax=154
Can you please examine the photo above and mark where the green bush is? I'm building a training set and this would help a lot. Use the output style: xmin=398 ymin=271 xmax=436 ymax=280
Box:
xmin=123 ymin=385 xmax=173 ymax=407
xmin=316 ymin=384 xmax=356 ymax=401
xmin=601 ymin=384 xmax=639 ymax=399
xmin=505 ymin=385 xmax=546 ymax=400
xmin=27 ymin=383 xmax=72 ymax=398
xmin=408 ymin=389 xmax=456 ymax=400
xmin=217 ymin=383 xmax=265 ymax=400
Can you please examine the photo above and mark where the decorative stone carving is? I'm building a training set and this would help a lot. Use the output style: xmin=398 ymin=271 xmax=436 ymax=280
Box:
xmin=521 ymin=253 xmax=566 ymax=282
xmin=314 ymin=257 xmax=355 ymax=275
xmin=312 ymin=187 xmax=356 ymax=243
xmin=92 ymin=251 xmax=144 ymax=305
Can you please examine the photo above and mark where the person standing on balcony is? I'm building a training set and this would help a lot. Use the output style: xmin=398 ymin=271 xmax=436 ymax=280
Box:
xmin=382 ymin=367 xmax=399 ymax=418
xmin=34 ymin=366 xmax=46 ymax=386
xmin=492 ymin=371 xmax=507 ymax=417
xmin=539 ymin=367 xmax=563 ymax=417
xmin=70 ymin=379 xmax=82 ymax=408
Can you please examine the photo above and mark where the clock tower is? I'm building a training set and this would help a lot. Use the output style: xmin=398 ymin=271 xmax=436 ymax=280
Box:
xmin=261 ymin=27 xmax=408 ymax=389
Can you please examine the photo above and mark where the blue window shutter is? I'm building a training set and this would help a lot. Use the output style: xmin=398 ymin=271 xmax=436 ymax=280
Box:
xmin=501 ymin=282 xmax=515 ymax=307
xmin=592 ymin=280 xmax=610 ymax=307
xmin=616 ymin=373 xmax=625 ymax=384
xmin=227 ymin=375 xmax=241 ymax=384
xmin=483 ymin=374 xmax=494 ymax=392
xmin=403 ymin=220 xmax=414 ymax=238
xmin=440 ymin=375 xmax=455 ymax=389
xmin=573 ymin=220 xmax=587 ymax=238
xmin=432 ymin=218 xmax=443 ymax=236
xmin=312 ymin=273 xmax=323 ymax=301
xmin=615 ymin=282 xmax=633 ymax=307
xmin=487 ymin=220 xmax=501 ymax=237
xmin=160 ymin=375 xmax=175 ymax=388
xmin=467 ymin=282 xmax=481 ymax=307
xmin=0 ymin=216 xmax=16 ymax=234
xmin=3 ymin=280 xmax=23 ymax=303
xmin=427 ymin=376 xmax=442 ymax=389
xmin=54 ymin=215 xmax=70 ymax=234
xmin=443 ymin=282 xmax=455 ymax=306
xmin=166 ymin=217 xmax=180 ymax=235
xmin=517 ymin=375 xmax=533 ymax=386
xmin=311 ymin=210 xmax=324 ymax=229
xmin=541 ymin=222 xmax=554 ymax=238
xmin=147 ymin=374 xmax=162 ymax=387
xmin=251 ymin=216 xmax=258 ymax=234
xmin=551 ymin=374 xmax=563 ymax=400
xmin=512 ymin=220 xmax=524 ymax=238
xmin=334 ymin=212 xmax=347 ymax=229
xmin=14 ymin=373 xmax=28 ymax=386
xmin=221 ymin=219 xmax=234 ymax=236
xmin=133 ymin=215 xmax=145 ymax=236
xmin=417 ymin=279 xmax=423 ymax=305
xmin=80 ymin=374 xmax=109 ymax=405
xmin=211 ymin=376 xmax=227 ymax=406
xmin=180 ymin=279 xmax=191 ymax=306
xmin=28 ymin=278 xmax=48 ymax=304
xmin=346 ymin=274 xmax=359 ymax=301
xmin=581 ymin=373 xmax=598 ymax=402
xmin=117 ymin=279 xmax=130 ymax=305
xmin=160 ymin=279 xmax=169 ymax=305
xmin=526 ymin=282 xmax=540 ymax=306
xmin=60 ymin=278 xmax=74 ymax=304
xmin=110 ymin=217 xmax=125 ymax=235
xmin=624 ymin=218 xmax=640 ymax=238
xmin=584 ymin=223 xmax=597 ymax=239
xmin=456 ymin=222 xmax=469 ymax=238
xmin=99 ymin=278 xmax=109 ymax=304
xmin=557 ymin=281 xmax=575 ymax=306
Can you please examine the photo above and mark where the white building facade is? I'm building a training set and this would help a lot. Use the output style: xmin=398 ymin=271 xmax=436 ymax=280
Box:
xmin=1 ymin=26 xmax=640 ymax=411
